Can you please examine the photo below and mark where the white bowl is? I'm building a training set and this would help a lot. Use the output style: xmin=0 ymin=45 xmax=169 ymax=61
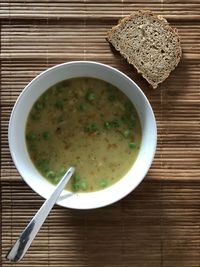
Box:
xmin=9 ymin=61 xmax=157 ymax=209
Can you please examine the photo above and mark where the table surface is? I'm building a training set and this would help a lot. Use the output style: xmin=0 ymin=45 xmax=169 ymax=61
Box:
xmin=1 ymin=1 xmax=200 ymax=266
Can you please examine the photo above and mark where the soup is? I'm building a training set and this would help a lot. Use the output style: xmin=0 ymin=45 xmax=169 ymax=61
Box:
xmin=26 ymin=77 xmax=142 ymax=192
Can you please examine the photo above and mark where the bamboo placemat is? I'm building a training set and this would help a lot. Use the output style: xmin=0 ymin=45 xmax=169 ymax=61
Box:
xmin=1 ymin=1 xmax=200 ymax=266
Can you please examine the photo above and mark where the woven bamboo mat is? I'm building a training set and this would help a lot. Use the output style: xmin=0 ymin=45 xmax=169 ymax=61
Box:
xmin=1 ymin=1 xmax=200 ymax=266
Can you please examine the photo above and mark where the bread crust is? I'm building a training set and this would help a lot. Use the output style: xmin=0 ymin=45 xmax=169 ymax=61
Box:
xmin=107 ymin=10 xmax=182 ymax=89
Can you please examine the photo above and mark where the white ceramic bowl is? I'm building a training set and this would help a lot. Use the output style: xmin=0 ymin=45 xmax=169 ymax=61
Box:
xmin=9 ymin=61 xmax=157 ymax=209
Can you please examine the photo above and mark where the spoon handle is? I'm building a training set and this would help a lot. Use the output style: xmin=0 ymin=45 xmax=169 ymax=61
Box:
xmin=6 ymin=166 xmax=75 ymax=262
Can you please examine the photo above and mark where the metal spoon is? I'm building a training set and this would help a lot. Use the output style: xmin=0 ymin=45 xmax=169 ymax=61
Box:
xmin=6 ymin=166 xmax=75 ymax=262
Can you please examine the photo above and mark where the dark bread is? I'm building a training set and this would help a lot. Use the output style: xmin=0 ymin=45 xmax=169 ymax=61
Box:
xmin=107 ymin=10 xmax=182 ymax=88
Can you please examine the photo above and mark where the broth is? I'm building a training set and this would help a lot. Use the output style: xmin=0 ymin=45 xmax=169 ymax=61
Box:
xmin=26 ymin=77 xmax=142 ymax=192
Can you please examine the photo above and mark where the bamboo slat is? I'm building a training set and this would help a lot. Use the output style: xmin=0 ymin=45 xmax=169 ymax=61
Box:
xmin=0 ymin=1 xmax=200 ymax=20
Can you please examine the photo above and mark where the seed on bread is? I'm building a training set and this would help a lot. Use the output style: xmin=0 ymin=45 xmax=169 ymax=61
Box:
xmin=107 ymin=10 xmax=182 ymax=89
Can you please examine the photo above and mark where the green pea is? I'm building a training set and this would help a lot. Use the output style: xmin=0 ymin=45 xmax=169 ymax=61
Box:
xmin=31 ymin=113 xmax=40 ymax=121
xmin=43 ymin=131 xmax=50 ymax=140
xmin=52 ymin=176 xmax=61 ymax=184
xmin=46 ymin=171 xmax=56 ymax=179
xmin=37 ymin=159 xmax=49 ymax=173
xmin=100 ymin=179 xmax=108 ymax=188
xmin=123 ymin=129 xmax=130 ymax=138
xmin=59 ymin=167 xmax=66 ymax=177
xmin=84 ymin=123 xmax=98 ymax=133
xmin=130 ymin=114 xmax=136 ymax=121
xmin=35 ymin=102 xmax=44 ymax=111
xmin=121 ymin=113 xmax=135 ymax=128
xmin=79 ymin=180 xmax=87 ymax=191
xmin=128 ymin=114 xmax=136 ymax=128
xmin=28 ymin=143 xmax=37 ymax=151
xmin=79 ymin=103 xmax=88 ymax=111
xmin=72 ymin=182 xmax=80 ymax=191
xmin=26 ymin=132 xmax=37 ymax=141
xmin=129 ymin=142 xmax=136 ymax=149
xmin=85 ymin=91 xmax=95 ymax=102
xmin=42 ymin=93 xmax=49 ymax=101
xmin=104 ymin=121 xmax=111 ymax=129
xmin=73 ymin=173 xmax=81 ymax=181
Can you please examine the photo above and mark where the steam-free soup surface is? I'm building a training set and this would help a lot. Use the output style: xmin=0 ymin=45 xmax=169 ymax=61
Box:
xmin=26 ymin=77 xmax=141 ymax=192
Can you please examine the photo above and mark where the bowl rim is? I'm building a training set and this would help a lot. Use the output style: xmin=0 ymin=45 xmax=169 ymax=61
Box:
xmin=9 ymin=60 xmax=157 ymax=209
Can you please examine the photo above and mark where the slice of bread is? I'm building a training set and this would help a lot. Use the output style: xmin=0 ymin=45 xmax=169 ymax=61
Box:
xmin=107 ymin=10 xmax=182 ymax=88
